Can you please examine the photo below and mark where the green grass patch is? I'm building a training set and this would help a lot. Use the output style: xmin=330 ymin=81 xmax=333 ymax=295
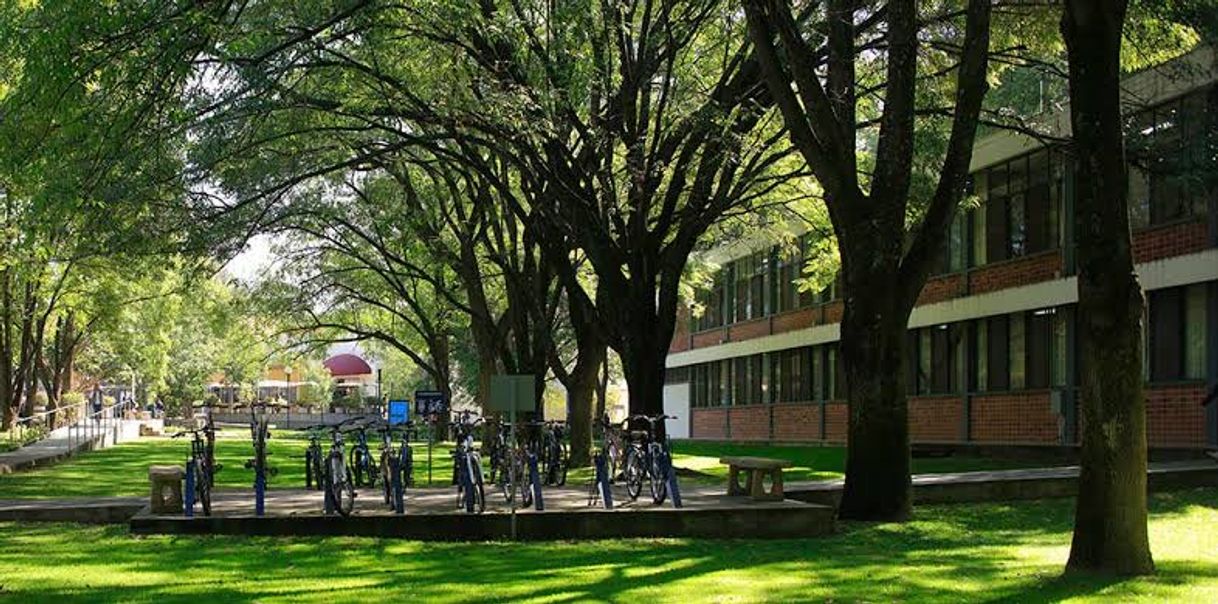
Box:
xmin=669 ymin=440 xmax=1046 ymax=484
xmin=0 ymin=431 xmax=1056 ymax=499
xmin=0 ymin=429 xmax=456 ymax=499
xmin=0 ymin=489 xmax=1214 ymax=602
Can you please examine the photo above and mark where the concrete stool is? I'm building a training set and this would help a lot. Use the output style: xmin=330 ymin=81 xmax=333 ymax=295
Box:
xmin=149 ymin=465 xmax=184 ymax=514
xmin=720 ymin=456 xmax=793 ymax=502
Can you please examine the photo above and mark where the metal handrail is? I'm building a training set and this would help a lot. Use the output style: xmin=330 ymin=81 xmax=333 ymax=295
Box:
xmin=5 ymin=402 xmax=87 ymax=448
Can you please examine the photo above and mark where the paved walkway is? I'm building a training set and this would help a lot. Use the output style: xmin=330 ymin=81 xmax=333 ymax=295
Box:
xmin=0 ymin=419 xmax=149 ymax=474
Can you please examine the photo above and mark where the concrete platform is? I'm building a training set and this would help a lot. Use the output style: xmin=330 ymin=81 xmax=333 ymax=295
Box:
xmin=0 ymin=496 xmax=145 ymax=524
xmin=128 ymin=483 xmax=836 ymax=541
xmin=787 ymin=459 xmax=1218 ymax=506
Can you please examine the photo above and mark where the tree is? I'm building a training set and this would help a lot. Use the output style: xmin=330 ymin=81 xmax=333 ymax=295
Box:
xmin=742 ymin=0 xmax=995 ymax=520
xmin=1061 ymin=0 xmax=1154 ymax=576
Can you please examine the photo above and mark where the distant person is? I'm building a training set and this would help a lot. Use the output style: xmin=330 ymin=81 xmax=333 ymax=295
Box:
xmin=155 ymin=399 xmax=164 ymax=419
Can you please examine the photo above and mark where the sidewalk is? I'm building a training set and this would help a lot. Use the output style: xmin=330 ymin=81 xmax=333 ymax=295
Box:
xmin=0 ymin=419 xmax=150 ymax=474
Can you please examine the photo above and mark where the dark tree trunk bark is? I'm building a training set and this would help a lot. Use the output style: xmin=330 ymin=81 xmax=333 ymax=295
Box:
xmin=1062 ymin=0 xmax=1154 ymax=576
xmin=566 ymin=341 xmax=606 ymax=468
xmin=837 ymin=215 xmax=914 ymax=521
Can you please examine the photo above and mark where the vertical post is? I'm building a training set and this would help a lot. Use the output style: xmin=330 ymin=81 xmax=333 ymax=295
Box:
xmin=528 ymin=451 xmax=544 ymax=511
xmin=392 ymin=456 xmax=405 ymax=514
xmin=183 ymin=461 xmax=195 ymax=518
xmin=594 ymin=452 xmax=614 ymax=509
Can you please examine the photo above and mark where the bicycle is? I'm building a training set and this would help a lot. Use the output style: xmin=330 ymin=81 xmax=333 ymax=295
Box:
xmin=173 ymin=426 xmax=217 ymax=516
xmin=324 ymin=419 xmax=358 ymax=516
xmin=376 ymin=421 xmax=415 ymax=508
xmin=243 ymin=404 xmax=279 ymax=480
xmin=622 ymin=414 xmax=678 ymax=505
xmin=303 ymin=424 xmax=326 ymax=491
xmin=493 ymin=420 xmax=533 ymax=508
xmin=346 ymin=418 xmax=378 ymax=488
xmin=598 ymin=414 xmax=626 ymax=483
xmin=450 ymin=410 xmax=486 ymax=514
xmin=541 ymin=420 xmax=569 ymax=487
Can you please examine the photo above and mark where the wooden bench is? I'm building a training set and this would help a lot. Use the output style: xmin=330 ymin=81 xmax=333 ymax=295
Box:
xmin=720 ymin=456 xmax=793 ymax=502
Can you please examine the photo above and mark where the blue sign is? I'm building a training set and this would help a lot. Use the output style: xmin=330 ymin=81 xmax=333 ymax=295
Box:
xmin=388 ymin=400 xmax=410 ymax=425
xmin=414 ymin=390 xmax=447 ymax=416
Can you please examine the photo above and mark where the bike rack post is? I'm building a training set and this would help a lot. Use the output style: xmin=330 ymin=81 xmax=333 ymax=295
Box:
xmin=391 ymin=458 xmax=405 ymax=514
xmin=459 ymin=455 xmax=476 ymax=513
xmin=594 ymin=452 xmax=614 ymax=509
xmin=527 ymin=452 xmax=544 ymax=511
xmin=323 ymin=467 xmax=335 ymax=515
xmin=183 ymin=461 xmax=195 ymax=518
xmin=254 ymin=464 xmax=265 ymax=517
xmin=662 ymin=451 xmax=683 ymax=509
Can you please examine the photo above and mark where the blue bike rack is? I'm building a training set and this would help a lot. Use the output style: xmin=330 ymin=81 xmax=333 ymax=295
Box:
xmin=662 ymin=451 xmax=683 ymax=509
xmin=593 ymin=452 xmax=613 ymax=509
xmin=527 ymin=453 xmax=544 ymax=511
xmin=459 ymin=456 xmax=476 ymax=513
xmin=254 ymin=465 xmax=266 ymax=516
xmin=183 ymin=461 xmax=195 ymax=518
xmin=391 ymin=458 xmax=405 ymax=514
xmin=322 ymin=470 xmax=334 ymax=515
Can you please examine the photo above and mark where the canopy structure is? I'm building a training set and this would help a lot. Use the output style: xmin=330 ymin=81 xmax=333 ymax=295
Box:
xmin=323 ymin=353 xmax=373 ymax=377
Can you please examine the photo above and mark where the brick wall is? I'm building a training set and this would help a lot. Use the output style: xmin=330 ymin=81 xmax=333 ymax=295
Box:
xmin=824 ymin=402 xmax=849 ymax=442
xmin=1145 ymin=383 xmax=1208 ymax=448
xmin=909 ymin=396 xmax=965 ymax=442
xmin=970 ymin=391 xmax=1059 ymax=443
xmin=969 ymin=251 xmax=1063 ymax=295
xmin=918 ymin=274 xmax=967 ymax=306
xmin=691 ymin=328 xmax=727 ymax=349
xmin=823 ymin=302 xmax=844 ymax=325
xmin=772 ymin=403 xmax=822 ymax=441
xmin=1132 ymin=220 xmax=1210 ymax=264
xmin=728 ymin=317 xmax=771 ymax=341
xmin=729 ymin=405 xmax=771 ymax=440
xmin=773 ymin=307 xmax=815 ymax=334
xmin=691 ymin=408 xmax=728 ymax=439
xmin=669 ymin=305 xmax=691 ymax=353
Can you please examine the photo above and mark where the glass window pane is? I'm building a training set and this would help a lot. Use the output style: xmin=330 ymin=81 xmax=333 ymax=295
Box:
xmin=1010 ymin=314 xmax=1026 ymax=390
xmin=1185 ymin=285 xmax=1207 ymax=379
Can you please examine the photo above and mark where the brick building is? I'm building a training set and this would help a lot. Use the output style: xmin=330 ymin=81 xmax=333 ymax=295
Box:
xmin=662 ymin=47 xmax=1218 ymax=450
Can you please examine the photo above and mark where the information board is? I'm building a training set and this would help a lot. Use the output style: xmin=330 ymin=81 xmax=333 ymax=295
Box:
xmin=387 ymin=400 xmax=410 ymax=425
xmin=488 ymin=375 xmax=534 ymax=413
xmin=414 ymin=390 xmax=448 ymax=416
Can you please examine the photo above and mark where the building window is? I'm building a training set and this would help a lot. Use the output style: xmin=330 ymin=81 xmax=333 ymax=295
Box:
xmin=978 ymin=149 xmax=1063 ymax=263
xmin=776 ymin=245 xmax=800 ymax=313
xmin=1149 ymin=285 xmax=1209 ymax=381
xmin=1026 ymin=310 xmax=1053 ymax=389
xmin=986 ymin=316 xmax=1010 ymax=391
xmin=1128 ymin=87 xmax=1216 ymax=228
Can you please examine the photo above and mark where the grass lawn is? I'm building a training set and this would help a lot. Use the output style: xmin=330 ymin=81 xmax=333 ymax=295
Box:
xmin=0 ymin=488 xmax=1214 ymax=602
xmin=0 ymin=431 xmax=1053 ymax=499
xmin=669 ymin=440 xmax=1046 ymax=484
xmin=0 ymin=430 xmax=1058 ymax=499
xmin=0 ymin=429 xmax=457 ymax=499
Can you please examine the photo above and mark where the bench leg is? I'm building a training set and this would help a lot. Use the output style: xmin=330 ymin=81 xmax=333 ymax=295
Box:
xmin=727 ymin=466 xmax=747 ymax=496
xmin=750 ymin=469 xmax=785 ymax=502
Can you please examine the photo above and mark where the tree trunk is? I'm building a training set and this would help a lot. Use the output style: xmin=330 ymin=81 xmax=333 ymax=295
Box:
xmin=567 ymin=343 xmax=606 ymax=468
xmin=1062 ymin=0 xmax=1154 ymax=576
xmin=837 ymin=249 xmax=914 ymax=521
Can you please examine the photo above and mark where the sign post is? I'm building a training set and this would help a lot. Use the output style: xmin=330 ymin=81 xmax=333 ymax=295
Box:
xmin=489 ymin=375 xmax=535 ymax=540
xmin=415 ymin=391 xmax=447 ymax=487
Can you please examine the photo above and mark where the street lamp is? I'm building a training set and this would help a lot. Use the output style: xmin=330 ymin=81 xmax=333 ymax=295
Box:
xmin=284 ymin=366 xmax=293 ymax=406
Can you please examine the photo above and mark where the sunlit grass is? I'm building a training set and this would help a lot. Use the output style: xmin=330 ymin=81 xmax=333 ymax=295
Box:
xmin=669 ymin=441 xmax=1046 ymax=484
xmin=1 ymin=431 xmax=1055 ymax=499
xmin=0 ymin=489 xmax=1214 ymax=602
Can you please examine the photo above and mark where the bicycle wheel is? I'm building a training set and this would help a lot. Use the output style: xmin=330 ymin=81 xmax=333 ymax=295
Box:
xmin=311 ymin=449 xmax=325 ymax=491
xmin=197 ymin=460 xmax=212 ymax=516
xmin=350 ymin=449 xmax=366 ymax=487
xmin=555 ymin=442 xmax=568 ymax=487
xmin=380 ymin=451 xmax=393 ymax=506
xmin=401 ymin=445 xmax=413 ymax=487
xmin=338 ymin=478 xmax=356 ymax=516
xmin=623 ymin=448 xmax=644 ymax=501
xmin=305 ymin=450 xmax=315 ymax=490
xmin=470 ymin=455 xmax=487 ymax=514
xmin=607 ymin=441 xmax=621 ymax=483
xmin=649 ymin=447 xmax=668 ymax=505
